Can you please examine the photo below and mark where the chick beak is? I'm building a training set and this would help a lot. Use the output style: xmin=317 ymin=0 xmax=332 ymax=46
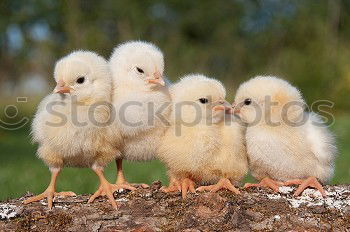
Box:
xmin=147 ymin=70 xmax=165 ymax=86
xmin=212 ymin=100 xmax=232 ymax=114
xmin=54 ymin=80 xmax=71 ymax=94
xmin=232 ymin=102 xmax=241 ymax=115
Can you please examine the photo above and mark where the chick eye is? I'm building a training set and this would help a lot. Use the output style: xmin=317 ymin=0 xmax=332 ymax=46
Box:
xmin=136 ymin=67 xmax=144 ymax=74
xmin=76 ymin=76 xmax=85 ymax=84
xmin=199 ymin=98 xmax=209 ymax=104
xmin=244 ymin=98 xmax=252 ymax=105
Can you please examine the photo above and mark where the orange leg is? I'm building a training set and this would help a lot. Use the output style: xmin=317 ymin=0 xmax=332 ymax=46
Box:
xmin=161 ymin=176 xmax=181 ymax=193
xmin=197 ymin=178 xmax=240 ymax=194
xmin=284 ymin=176 xmax=326 ymax=197
xmin=180 ymin=178 xmax=196 ymax=199
xmin=23 ymin=168 xmax=76 ymax=209
xmin=244 ymin=177 xmax=282 ymax=192
xmin=88 ymin=166 xmax=123 ymax=210
xmin=115 ymin=159 xmax=148 ymax=190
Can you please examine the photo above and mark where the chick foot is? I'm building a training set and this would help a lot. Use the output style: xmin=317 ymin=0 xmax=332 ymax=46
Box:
xmin=284 ymin=176 xmax=326 ymax=197
xmin=115 ymin=179 xmax=139 ymax=191
xmin=180 ymin=178 xmax=196 ymax=199
xmin=89 ymin=167 xmax=121 ymax=209
xmin=161 ymin=177 xmax=181 ymax=193
xmin=115 ymin=159 xmax=148 ymax=190
xmin=197 ymin=178 xmax=240 ymax=194
xmin=88 ymin=182 xmax=124 ymax=209
xmin=244 ymin=177 xmax=282 ymax=192
xmin=23 ymin=190 xmax=76 ymax=210
xmin=23 ymin=168 xmax=76 ymax=209
xmin=116 ymin=177 xmax=148 ymax=190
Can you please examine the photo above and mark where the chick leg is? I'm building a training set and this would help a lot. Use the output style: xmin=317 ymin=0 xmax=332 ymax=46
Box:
xmin=244 ymin=177 xmax=282 ymax=192
xmin=197 ymin=178 xmax=240 ymax=194
xmin=88 ymin=166 xmax=120 ymax=210
xmin=284 ymin=177 xmax=326 ymax=197
xmin=115 ymin=159 xmax=147 ymax=190
xmin=161 ymin=176 xmax=181 ymax=193
xmin=23 ymin=168 xmax=76 ymax=209
xmin=180 ymin=178 xmax=196 ymax=199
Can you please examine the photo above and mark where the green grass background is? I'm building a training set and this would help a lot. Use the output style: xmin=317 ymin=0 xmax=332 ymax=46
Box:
xmin=0 ymin=110 xmax=349 ymax=201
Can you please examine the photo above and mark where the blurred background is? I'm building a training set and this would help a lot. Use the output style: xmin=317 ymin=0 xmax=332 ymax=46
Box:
xmin=1 ymin=0 xmax=349 ymax=201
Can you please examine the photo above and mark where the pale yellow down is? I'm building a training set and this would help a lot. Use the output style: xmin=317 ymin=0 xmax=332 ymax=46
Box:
xmin=234 ymin=76 xmax=337 ymax=183
xmin=157 ymin=74 xmax=248 ymax=184
xmin=32 ymin=51 xmax=122 ymax=169
xmin=109 ymin=41 xmax=171 ymax=162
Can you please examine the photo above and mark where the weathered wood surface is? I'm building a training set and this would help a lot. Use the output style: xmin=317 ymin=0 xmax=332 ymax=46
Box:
xmin=1 ymin=182 xmax=350 ymax=231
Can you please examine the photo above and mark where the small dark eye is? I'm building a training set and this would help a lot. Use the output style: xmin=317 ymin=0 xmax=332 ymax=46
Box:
xmin=199 ymin=98 xmax=209 ymax=104
xmin=76 ymin=76 xmax=85 ymax=84
xmin=136 ymin=67 xmax=144 ymax=73
xmin=244 ymin=98 xmax=252 ymax=105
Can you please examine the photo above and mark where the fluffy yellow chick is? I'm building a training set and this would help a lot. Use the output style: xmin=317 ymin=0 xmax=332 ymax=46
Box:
xmin=234 ymin=76 xmax=337 ymax=196
xmin=109 ymin=41 xmax=171 ymax=189
xmin=24 ymin=51 xmax=122 ymax=209
xmin=158 ymin=74 xmax=248 ymax=198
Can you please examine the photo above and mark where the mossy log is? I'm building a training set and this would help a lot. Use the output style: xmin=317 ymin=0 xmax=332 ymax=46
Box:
xmin=1 ymin=182 xmax=349 ymax=231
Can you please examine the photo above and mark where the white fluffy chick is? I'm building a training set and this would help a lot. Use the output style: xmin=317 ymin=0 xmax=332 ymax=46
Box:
xmin=109 ymin=41 xmax=171 ymax=189
xmin=157 ymin=74 xmax=248 ymax=198
xmin=234 ymin=76 xmax=337 ymax=196
xmin=24 ymin=51 xmax=122 ymax=209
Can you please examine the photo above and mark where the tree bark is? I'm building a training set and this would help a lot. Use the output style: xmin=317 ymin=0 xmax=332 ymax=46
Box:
xmin=1 ymin=182 xmax=349 ymax=231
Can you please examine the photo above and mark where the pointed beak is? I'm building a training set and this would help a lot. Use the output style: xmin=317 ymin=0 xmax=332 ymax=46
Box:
xmin=232 ymin=102 xmax=240 ymax=115
xmin=54 ymin=80 xmax=71 ymax=94
xmin=212 ymin=100 xmax=233 ymax=114
xmin=147 ymin=70 xmax=165 ymax=86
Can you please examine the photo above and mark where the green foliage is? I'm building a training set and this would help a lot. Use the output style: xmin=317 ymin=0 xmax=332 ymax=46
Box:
xmin=1 ymin=0 xmax=350 ymax=107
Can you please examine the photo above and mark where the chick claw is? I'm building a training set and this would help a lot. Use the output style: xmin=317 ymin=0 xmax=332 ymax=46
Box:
xmin=180 ymin=178 xmax=196 ymax=199
xmin=115 ymin=180 xmax=147 ymax=191
xmin=87 ymin=183 xmax=126 ymax=209
xmin=244 ymin=177 xmax=282 ymax=192
xmin=161 ymin=178 xmax=181 ymax=193
xmin=284 ymin=177 xmax=326 ymax=197
xmin=129 ymin=183 xmax=149 ymax=189
xmin=23 ymin=190 xmax=76 ymax=210
xmin=139 ymin=183 xmax=150 ymax=189
xmin=197 ymin=178 xmax=240 ymax=194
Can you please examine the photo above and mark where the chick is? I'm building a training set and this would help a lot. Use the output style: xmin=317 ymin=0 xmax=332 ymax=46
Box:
xmin=234 ymin=76 xmax=337 ymax=196
xmin=24 ymin=51 xmax=122 ymax=209
xmin=158 ymin=74 xmax=248 ymax=198
xmin=109 ymin=41 xmax=171 ymax=189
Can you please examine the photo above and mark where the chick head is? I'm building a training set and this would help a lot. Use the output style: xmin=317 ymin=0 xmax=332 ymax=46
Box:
xmin=109 ymin=41 xmax=165 ymax=89
xmin=234 ymin=76 xmax=305 ymax=125
xmin=170 ymin=74 xmax=231 ymax=125
xmin=53 ymin=51 xmax=112 ymax=104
